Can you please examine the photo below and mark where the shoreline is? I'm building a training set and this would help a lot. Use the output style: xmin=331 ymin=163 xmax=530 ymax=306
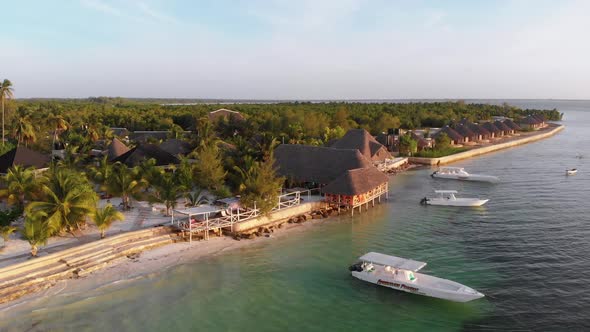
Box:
xmin=409 ymin=124 xmax=564 ymax=165
xmin=0 ymin=216 xmax=332 ymax=314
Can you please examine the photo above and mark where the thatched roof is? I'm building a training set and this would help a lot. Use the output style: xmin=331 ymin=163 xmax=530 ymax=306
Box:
xmin=454 ymin=125 xmax=477 ymax=139
xmin=409 ymin=131 xmax=429 ymax=148
xmin=208 ymin=109 xmax=245 ymax=122
xmin=130 ymin=131 xmax=170 ymax=143
xmin=0 ymin=146 xmax=50 ymax=173
xmin=112 ymin=143 xmax=180 ymax=167
xmin=482 ymin=122 xmax=502 ymax=134
xmin=434 ymin=126 xmax=463 ymax=142
xmin=330 ymin=129 xmax=391 ymax=162
xmin=160 ymin=139 xmax=192 ymax=156
xmin=468 ymin=123 xmax=491 ymax=137
xmin=503 ymin=119 xmax=521 ymax=130
xmin=520 ymin=116 xmax=542 ymax=125
xmin=494 ymin=120 xmax=513 ymax=132
xmin=107 ymin=137 xmax=131 ymax=161
xmin=274 ymin=144 xmax=374 ymax=185
xmin=321 ymin=167 xmax=388 ymax=196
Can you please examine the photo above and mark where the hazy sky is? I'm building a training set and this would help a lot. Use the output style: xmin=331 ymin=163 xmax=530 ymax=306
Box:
xmin=3 ymin=0 xmax=590 ymax=99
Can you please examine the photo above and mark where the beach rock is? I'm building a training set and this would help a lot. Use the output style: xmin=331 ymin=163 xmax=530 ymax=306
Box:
xmin=277 ymin=223 xmax=284 ymax=229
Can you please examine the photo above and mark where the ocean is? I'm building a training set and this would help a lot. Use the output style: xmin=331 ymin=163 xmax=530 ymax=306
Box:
xmin=1 ymin=101 xmax=589 ymax=331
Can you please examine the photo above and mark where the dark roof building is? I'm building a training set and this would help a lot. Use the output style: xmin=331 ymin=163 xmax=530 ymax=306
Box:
xmin=112 ymin=143 xmax=180 ymax=167
xmin=107 ymin=137 xmax=131 ymax=161
xmin=0 ymin=146 xmax=51 ymax=174
xmin=494 ymin=120 xmax=513 ymax=133
xmin=503 ymin=119 xmax=522 ymax=131
xmin=409 ymin=131 xmax=429 ymax=149
xmin=159 ymin=139 xmax=192 ymax=156
xmin=434 ymin=126 xmax=464 ymax=144
xmin=330 ymin=129 xmax=391 ymax=162
xmin=454 ymin=125 xmax=478 ymax=142
xmin=321 ymin=167 xmax=388 ymax=196
xmin=482 ymin=122 xmax=503 ymax=137
xmin=274 ymin=144 xmax=373 ymax=185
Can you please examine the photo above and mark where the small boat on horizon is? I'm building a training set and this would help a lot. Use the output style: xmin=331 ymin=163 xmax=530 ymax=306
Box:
xmin=566 ymin=168 xmax=578 ymax=176
xmin=431 ymin=167 xmax=499 ymax=183
xmin=349 ymin=252 xmax=485 ymax=303
xmin=420 ymin=190 xmax=489 ymax=207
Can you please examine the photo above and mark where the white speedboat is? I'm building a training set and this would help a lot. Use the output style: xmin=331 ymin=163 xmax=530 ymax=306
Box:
xmin=420 ymin=190 xmax=488 ymax=207
xmin=431 ymin=167 xmax=499 ymax=183
xmin=349 ymin=252 xmax=484 ymax=303
xmin=566 ymin=169 xmax=577 ymax=175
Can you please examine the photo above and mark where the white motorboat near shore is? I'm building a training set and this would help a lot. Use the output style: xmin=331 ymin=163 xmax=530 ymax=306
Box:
xmin=566 ymin=169 xmax=578 ymax=175
xmin=431 ymin=167 xmax=499 ymax=183
xmin=349 ymin=252 xmax=485 ymax=303
xmin=420 ymin=190 xmax=488 ymax=207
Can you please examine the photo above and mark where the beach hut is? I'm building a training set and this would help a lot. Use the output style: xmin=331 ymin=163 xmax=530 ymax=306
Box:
xmin=330 ymin=129 xmax=392 ymax=162
xmin=434 ymin=126 xmax=464 ymax=145
xmin=0 ymin=146 xmax=50 ymax=174
xmin=159 ymin=139 xmax=193 ymax=157
xmin=106 ymin=137 xmax=131 ymax=161
xmin=519 ymin=116 xmax=542 ymax=130
xmin=481 ymin=122 xmax=503 ymax=138
xmin=503 ymin=119 xmax=522 ymax=131
xmin=453 ymin=125 xmax=478 ymax=143
xmin=274 ymin=144 xmax=374 ymax=186
xmin=111 ymin=143 xmax=180 ymax=167
xmin=409 ymin=131 xmax=430 ymax=150
xmin=322 ymin=167 xmax=389 ymax=215
xmin=494 ymin=120 xmax=514 ymax=135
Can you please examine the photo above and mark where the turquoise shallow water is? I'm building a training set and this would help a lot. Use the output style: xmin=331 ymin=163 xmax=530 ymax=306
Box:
xmin=1 ymin=103 xmax=590 ymax=331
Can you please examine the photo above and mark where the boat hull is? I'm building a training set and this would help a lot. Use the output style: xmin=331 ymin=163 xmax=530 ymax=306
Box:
xmin=351 ymin=270 xmax=484 ymax=303
xmin=432 ymin=173 xmax=499 ymax=183
xmin=425 ymin=198 xmax=488 ymax=207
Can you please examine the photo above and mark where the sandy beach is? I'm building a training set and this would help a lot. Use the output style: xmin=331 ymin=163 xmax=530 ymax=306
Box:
xmin=0 ymin=216 xmax=329 ymax=314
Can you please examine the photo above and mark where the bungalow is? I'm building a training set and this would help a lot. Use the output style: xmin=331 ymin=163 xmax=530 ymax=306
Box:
xmin=331 ymin=129 xmax=392 ymax=163
xmin=434 ymin=126 xmax=464 ymax=145
xmin=503 ymin=119 xmax=522 ymax=131
xmin=469 ymin=123 xmax=492 ymax=141
xmin=0 ymin=146 xmax=51 ymax=174
xmin=519 ymin=115 xmax=543 ymax=130
xmin=208 ymin=109 xmax=245 ymax=123
xmin=408 ymin=131 xmax=431 ymax=150
xmin=159 ymin=139 xmax=193 ymax=157
xmin=106 ymin=137 xmax=131 ymax=161
xmin=494 ymin=120 xmax=514 ymax=135
xmin=481 ymin=122 xmax=503 ymax=138
xmin=111 ymin=143 xmax=180 ymax=167
xmin=453 ymin=124 xmax=478 ymax=143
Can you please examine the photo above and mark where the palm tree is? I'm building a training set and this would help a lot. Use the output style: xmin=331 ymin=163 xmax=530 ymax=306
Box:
xmin=0 ymin=79 xmax=14 ymax=146
xmin=106 ymin=163 xmax=146 ymax=210
xmin=148 ymin=172 xmax=185 ymax=216
xmin=89 ymin=155 xmax=112 ymax=193
xmin=184 ymin=189 xmax=209 ymax=207
xmin=47 ymin=114 xmax=69 ymax=151
xmin=13 ymin=115 xmax=36 ymax=147
xmin=0 ymin=165 xmax=42 ymax=209
xmin=93 ymin=204 xmax=125 ymax=239
xmin=22 ymin=212 xmax=51 ymax=257
xmin=26 ymin=167 xmax=97 ymax=234
xmin=0 ymin=225 xmax=17 ymax=242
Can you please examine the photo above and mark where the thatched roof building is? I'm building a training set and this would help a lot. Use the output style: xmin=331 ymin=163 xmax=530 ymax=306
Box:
xmin=274 ymin=144 xmax=373 ymax=185
xmin=112 ymin=143 xmax=180 ymax=167
xmin=330 ymin=129 xmax=391 ymax=162
xmin=321 ymin=167 xmax=388 ymax=196
xmin=107 ymin=137 xmax=131 ymax=161
xmin=481 ymin=122 xmax=502 ymax=137
xmin=0 ymin=146 xmax=50 ymax=174
xmin=208 ymin=109 xmax=245 ymax=122
xmin=503 ymin=119 xmax=521 ymax=131
xmin=160 ymin=139 xmax=192 ymax=156
xmin=454 ymin=125 xmax=478 ymax=142
xmin=434 ymin=126 xmax=464 ymax=144
xmin=494 ymin=120 xmax=513 ymax=133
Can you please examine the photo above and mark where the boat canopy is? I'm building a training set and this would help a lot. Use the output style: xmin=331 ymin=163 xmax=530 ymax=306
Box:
xmin=434 ymin=190 xmax=458 ymax=194
xmin=359 ymin=252 xmax=427 ymax=272
xmin=439 ymin=167 xmax=465 ymax=171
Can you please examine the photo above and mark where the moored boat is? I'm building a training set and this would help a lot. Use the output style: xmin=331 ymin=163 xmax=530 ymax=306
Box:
xmin=349 ymin=252 xmax=485 ymax=303
xmin=431 ymin=167 xmax=499 ymax=183
xmin=420 ymin=190 xmax=488 ymax=207
xmin=566 ymin=168 xmax=578 ymax=175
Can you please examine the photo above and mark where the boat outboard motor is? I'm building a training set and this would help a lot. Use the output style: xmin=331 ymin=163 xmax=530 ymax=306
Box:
xmin=349 ymin=262 xmax=363 ymax=272
xmin=420 ymin=197 xmax=429 ymax=205
xmin=430 ymin=172 xmax=436 ymax=177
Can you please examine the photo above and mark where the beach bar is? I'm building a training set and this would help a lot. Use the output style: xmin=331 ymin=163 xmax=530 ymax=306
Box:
xmin=322 ymin=167 xmax=389 ymax=216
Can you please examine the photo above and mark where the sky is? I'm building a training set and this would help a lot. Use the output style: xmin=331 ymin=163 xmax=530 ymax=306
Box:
xmin=2 ymin=0 xmax=590 ymax=99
